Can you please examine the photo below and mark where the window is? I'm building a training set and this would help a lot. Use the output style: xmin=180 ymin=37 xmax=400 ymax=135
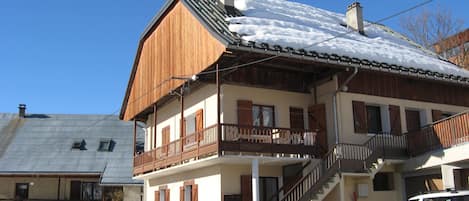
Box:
xmin=353 ymin=101 xmax=395 ymax=134
xmin=373 ymin=173 xmax=394 ymax=191
xmin=15 ymin=183 xmax=29 ymax=200
xmin=259 ymin=177 xmax=279 ymax=201
xmin=185 ymin=113 xmax=196 ymax=136
xmin=98 ymin=139 xmax=114 ymax=152
xmin=72 ymin=139 xmax=86 ymax=150
xmin=184 ymin=185 xmax=192 ymax=201
xmin=366 ymin=105 xmax=382 ymax=134
xmin=180 ymin=183 xmax=198 ymax=201
xmin=155 ymin=188 xmax=169 ymax=201
xmin=82 ymin=182 xmax=102 ymax=201
xmin=252 ymin=105 xmax=275 ymax=127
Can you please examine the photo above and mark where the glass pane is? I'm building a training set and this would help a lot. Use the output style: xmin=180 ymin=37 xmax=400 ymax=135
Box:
xmin=260 ymin=177 xmax=278 ymax=201
xmin=252 ymin=106 xmax=261 ymax=126
xmin=262 ymin=107 xmax=274 ymax=127
xmin=184 ymin=186 xmax=192 ymax=201
xmin=366 ymin=106 xmax=382 ymax=133
xmin=93 ymin=183 xmax=102 ymax=201
xmin=82 ymin=183 xmax=93 ymax=201
xmin=99 ymin=141 xmax=110 ymax=151
xmin=160 ymin=190 xmax=165 ymax=201
xmin=185 ymin=114 xmax=196 ymax=135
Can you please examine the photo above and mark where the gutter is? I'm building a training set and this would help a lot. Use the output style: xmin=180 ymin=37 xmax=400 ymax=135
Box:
xmin=333 ymin=67 xmax=358 ymax=144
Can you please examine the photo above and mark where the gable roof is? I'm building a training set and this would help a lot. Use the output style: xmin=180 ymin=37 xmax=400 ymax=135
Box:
xmin=121 ymin=0 xmax=469 ymax=119
xmin=0 ymin=113 xmax=143 ymax=185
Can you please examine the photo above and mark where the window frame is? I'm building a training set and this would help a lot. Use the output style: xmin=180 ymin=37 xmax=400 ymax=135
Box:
xmin=252 ymin=104 xmax=276 ymax=128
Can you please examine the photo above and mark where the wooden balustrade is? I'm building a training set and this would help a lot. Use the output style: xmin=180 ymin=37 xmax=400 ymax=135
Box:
xmin=408 ymin=111 xmax=469 ymax=156
xmin=134 ymin=124 xmax=321 ymax=175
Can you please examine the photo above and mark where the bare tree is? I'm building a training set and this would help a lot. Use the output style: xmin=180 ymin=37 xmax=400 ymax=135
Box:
xmin=400 ymin=6 xmax=468 ymax=69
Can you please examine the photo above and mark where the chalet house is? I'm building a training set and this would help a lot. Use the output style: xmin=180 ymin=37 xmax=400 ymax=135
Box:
xmin=120 ymin=0 xmax=469 ymax=201
xmin=0 ymin=105 xmax=144 ymax=201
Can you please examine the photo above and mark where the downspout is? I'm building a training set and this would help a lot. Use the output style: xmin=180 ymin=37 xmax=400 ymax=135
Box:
xmin=333 ymin=67 xmax=358 ymax=144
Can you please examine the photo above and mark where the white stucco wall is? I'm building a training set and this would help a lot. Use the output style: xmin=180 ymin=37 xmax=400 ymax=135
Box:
xmin=145 ymin=84 xmax=218 ymax=150
xmin=146 ymin=165 xmax=221 ymax=201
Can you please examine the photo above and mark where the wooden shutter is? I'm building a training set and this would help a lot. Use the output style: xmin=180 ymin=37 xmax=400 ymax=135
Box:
xmin=432 ymin=110 xmax=443 ymax=122
xmin=389 ymin=105 xmax=402 ymax=135
xmin=162 ymin=126 xmax=170 ymax=153
xmin=196 ymin=109 xmax=204 ymax=140
xmin=155 ymin=191 xmax=160 ymax=201
xmin=241 ymin=175 xmax=252 ymax=201
xmin=165 ymin=189 xmax=170 ymax=201
xmin=238 ymin=100 xmax=253 ymax=126
xmin=180 ymin=186 xmax=184 ymax=201
xmin=405 ymin=110 xmax=421 ymax=132
xmin=308 ymin=104 xmax=328 ymax=154
xmin=289 ymin=107 xmax=304 ymax=129
xmin=352 ymin=101 xmax=368 ymax=133
xmin=192 ymin=184 xmax=198 ymax=201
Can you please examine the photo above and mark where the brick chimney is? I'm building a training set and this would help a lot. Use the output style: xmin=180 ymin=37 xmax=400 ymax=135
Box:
xmin=18 ymin=104 xmax=26 ymax=118
xmin=346 ymin=2 xmax=364 ymax=35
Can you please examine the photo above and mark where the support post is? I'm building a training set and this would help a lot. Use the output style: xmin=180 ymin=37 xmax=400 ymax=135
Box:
xmin=154 ymin=104 xmax=157 ymax=149
xmin=252 ymin=158 xmax=260 ymax=201
xmin=216 ymin=64 xmax=222 ymax=154
xmin=133 ymin=119 xmax=137 ymax=156
xmin=180 ymin=87 xmax=185 ymax=155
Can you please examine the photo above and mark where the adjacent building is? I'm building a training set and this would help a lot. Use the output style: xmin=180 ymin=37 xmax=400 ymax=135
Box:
xmin=434 ymin=29 xmax=469 ymax=70
xmin=120 ymin=0 xmax=469 ymax=201
xmin=0 ymin=105 xmax=144 ymax=201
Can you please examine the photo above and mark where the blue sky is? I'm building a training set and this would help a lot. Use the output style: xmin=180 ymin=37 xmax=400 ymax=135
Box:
xmin=0 ymin=0 xmax=467 ymax=115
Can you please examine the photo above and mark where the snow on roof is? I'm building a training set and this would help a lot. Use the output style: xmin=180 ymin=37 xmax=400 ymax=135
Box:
xmin=227 ymin=0 xmax=469 ymax=78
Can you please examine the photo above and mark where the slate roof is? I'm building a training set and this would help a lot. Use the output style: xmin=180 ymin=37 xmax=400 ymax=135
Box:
xmin=0 ymin=113 xmax=143 ymax=185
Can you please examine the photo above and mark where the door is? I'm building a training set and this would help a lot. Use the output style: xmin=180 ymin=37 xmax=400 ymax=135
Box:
xmin=405 ymin=110 xmax=421 ymax=132
xmin=70 ymin=181 xmax=81 ymax=200
xmin=15 ymin=183 xmax=29 ymax=201
xmin=241 ymin=175 xmax=252 ymax=201
xmin=308 ymin=104 xmax=328 ymax=154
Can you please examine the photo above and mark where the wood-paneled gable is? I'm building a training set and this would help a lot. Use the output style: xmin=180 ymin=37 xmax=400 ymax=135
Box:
xmin=123 ymin=1 xmax=226 ymax=120
xmin=339 ymin=71 xmax=469 ymax=107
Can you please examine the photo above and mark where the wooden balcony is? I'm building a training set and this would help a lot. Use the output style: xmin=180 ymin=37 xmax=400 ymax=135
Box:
xmin=408 ymin=111 xmax=469 ymax=156
xmin=133 ymin=124 xmax=319 ymax=175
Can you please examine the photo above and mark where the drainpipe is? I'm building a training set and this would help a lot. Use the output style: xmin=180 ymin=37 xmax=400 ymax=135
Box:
xmin=333 ymin=67 xmax=358 ymax=144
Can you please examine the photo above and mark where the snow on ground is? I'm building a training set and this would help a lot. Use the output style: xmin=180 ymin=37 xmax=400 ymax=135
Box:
xmin=228 ymin=0 xmax=469 ymax=78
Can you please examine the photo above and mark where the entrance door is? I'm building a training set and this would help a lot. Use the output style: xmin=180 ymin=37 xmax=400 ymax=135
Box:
xmin=308 ymin=104 xmax=328 ymax=154
xmin=405 ymin=110 xmax=421 ymax=132
xmin=15 ymin=183 xmax=29 ymax=201
xmin=70 ymin=181 xmax=81 ymax=200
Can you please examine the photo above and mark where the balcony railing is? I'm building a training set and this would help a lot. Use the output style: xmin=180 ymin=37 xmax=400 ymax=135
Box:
xmin=408 ymin=111 xmax=469 ymax=156
xmin=133 ymin=124 xmax=319 ymax=175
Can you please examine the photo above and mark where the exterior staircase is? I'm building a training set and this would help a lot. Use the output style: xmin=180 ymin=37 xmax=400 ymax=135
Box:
xmin=278 ymin=134 xmax=408 ymax=201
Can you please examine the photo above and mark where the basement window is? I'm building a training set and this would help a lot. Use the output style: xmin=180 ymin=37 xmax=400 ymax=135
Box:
xmin=98 ymin=139 xmax=114 ymax=152
xmin=72 ymin=139 xmax=87 ymax=150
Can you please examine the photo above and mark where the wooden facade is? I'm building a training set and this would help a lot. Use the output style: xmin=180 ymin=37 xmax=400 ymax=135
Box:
xmin=339 ymin=71 xmax=469 ymax=107
xmin=122 ymin=1 xmax=226 ymax=120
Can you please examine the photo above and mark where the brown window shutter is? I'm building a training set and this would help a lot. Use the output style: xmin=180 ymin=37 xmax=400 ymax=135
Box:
xmin=352 ymin=101 xmax=368 ymax=133
xmin=155 ymin=191 xmax=160 ymax=201
xmin=165 ymin=189 xmax=170 ymax=201
xmin=432 ymin=110 xmax=443 ymax=122
xmin=162 ymin=126 xmax=170 ymax=153
xmin=389 ymin=105 xmax=402 ymax=135
xmin=241 ymin=175 xmax=252 ymax=201
xmin=238 ymin=100 xmax=253 ymax=126
xmin=289 ymin=107 xmax=305 ymax=129
xmin=196 ymin=109 xmax=204 ymax=140
xmin=192 ymin=184 xmax=198 ymax=201
xmin=180 ymin=186 xmax=184 ymax=201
